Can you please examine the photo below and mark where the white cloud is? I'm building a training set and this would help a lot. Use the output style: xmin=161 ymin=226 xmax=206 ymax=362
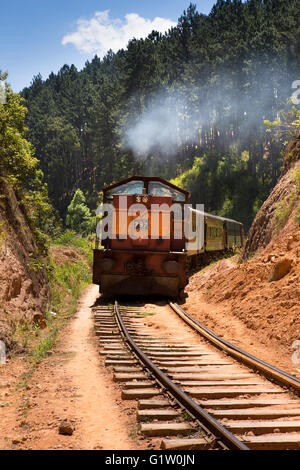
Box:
xmin=62 ymin=10 xmax=176 ymax=56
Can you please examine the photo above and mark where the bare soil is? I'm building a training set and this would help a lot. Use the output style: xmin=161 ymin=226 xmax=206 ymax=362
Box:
xmin=0 ymin=179 xmax=48 ymax=350
xmin=184 ymin=223 xmax=300 ymax=377
xmin=182 ymin=144 xmax=300 ymax=378
xmin=0 ymin=286 xmax=145 ymax=450
xmin=0 ymin=279 xmax=299 ymax=450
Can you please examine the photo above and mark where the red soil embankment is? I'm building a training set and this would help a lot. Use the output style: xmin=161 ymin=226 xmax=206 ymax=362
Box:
xmin=184 ymin=136 xmax=300 ymax=375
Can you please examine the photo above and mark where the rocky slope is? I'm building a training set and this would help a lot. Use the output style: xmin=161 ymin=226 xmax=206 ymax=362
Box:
xmin=0 ymin=179 xmax=48 ymax=350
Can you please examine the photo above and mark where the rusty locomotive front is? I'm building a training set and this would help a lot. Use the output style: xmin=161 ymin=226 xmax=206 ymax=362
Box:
xmin=93 ymin=176 xmax=244 ymax=299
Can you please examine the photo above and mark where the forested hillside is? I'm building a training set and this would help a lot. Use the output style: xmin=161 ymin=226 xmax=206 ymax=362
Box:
xmin=22 ymin=0 xmax=300 ymax=229
xmin=0 ymin=72 xmax=92 ymax=354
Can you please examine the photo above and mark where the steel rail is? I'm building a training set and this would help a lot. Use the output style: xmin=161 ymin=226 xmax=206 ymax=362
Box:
xmin=114 ymin=301 xmax=249 ymax=451
xmin=169 ymin=302 xmax=300 ymax=394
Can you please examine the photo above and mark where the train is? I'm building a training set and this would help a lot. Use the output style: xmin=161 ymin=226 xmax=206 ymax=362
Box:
xmin=93 ymin=176 xmax=244 ymax=300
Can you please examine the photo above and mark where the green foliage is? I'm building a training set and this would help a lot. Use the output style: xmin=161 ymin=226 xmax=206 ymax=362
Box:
xmin=293 ymin=168 xmax=300 ymax=190
xmin=171 ymin=157 xmax=204 ymax=191
xmin=26 ymin=252 xmax=45 ymax=272
xmin=171 ymin=151 xmax=268 ymax=230
xmin=0 ymin=71 xmax=60 ymax=251
xmin=52 ymin=229 xmax=93 ymax=264
xmin=24 ymin=169 xmax=61 ymax=249
xmin=20 ymin=0 xmax=300 ymax=229
xmin=0 ymin=71 xmax=38 ymax=186
xmin=273 ymin=167 xmax=300 ymax=232
xmin=293 ymin=168 xmax=300 ymax=226
xmin=294 ymin=204 xmax=300 ymax=226
xmin=55 ymin=229 xmax=83 ymax=245
xmin=49 ymin=259 xmax=90 ymax=306
xmin=31 ymin=326 xmax=59 ymax=361
xmin=274 ymin=194 xmax=298 ymax=232
xmin=48 ymin=233 xmax=93 ymax=315
xmin=264 ymin=101 xmax=300 ymax=138
xmin=14 ymin=233 xmax=92 ymax=388
xmin=65 ymin=189 xmax=94 ymax=235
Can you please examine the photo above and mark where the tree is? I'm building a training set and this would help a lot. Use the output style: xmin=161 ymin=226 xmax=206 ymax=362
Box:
xmin=0 ymin=71 xmax=38 ymax=186
xmin=0 ymin=71 xmax=58 ymax=249
xmin=65 ymin=189 xmax=93 ymax=235
xmin=20 ymin=0 xmax=300 ymax=229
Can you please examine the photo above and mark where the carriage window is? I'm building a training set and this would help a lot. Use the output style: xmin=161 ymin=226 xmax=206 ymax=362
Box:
xmin=148 ymin=182 xmax=186 ymax=202
xmin=106 ymin=181 xmax=144 ymax=199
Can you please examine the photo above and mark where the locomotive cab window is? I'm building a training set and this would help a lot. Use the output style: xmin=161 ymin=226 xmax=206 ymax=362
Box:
xmin=106 ymin=180 xmax=144 ymax=199
xmin=148 ymin=182 xmax=186 ymax=202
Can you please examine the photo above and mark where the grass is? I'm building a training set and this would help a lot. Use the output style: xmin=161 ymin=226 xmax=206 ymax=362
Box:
xmin=14 ymin=230 xmax=93 ymax=389
xmin=292 ymin=169 xmax=300 ymax=226
xmin=48 ymin=230 xmax=93 ymax=314
xmin=274 ymin=194 xmax=298 ymax=232
xmin=180 ymin=410 xmax=194 ymax=422
xmin=274 ymin=167 xmax=300 ymax=230
xmin=295 ymin=203 xmax=300 ymax=226
xmin=31 ymin=325 xmax=59 ymax=361
xmin=134 ymin=312 xmax=156 ymax=318
xmin=53 ymin=230 xmax=93 ymax=263
xmin=128 ymin=424 xmax=141 ymax=439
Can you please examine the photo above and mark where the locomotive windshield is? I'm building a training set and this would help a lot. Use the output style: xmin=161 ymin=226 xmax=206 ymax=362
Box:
xmin=148 ymin=182 xmax=186 ymax=202
xmin=106 ymin=180 xmax=144 ymax=199
xmin=105 ymin=178 xmax=187 ymax=202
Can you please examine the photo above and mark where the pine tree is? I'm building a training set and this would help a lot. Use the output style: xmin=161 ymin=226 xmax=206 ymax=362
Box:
xmin=66 ymin=189 xmax=93 ymax=235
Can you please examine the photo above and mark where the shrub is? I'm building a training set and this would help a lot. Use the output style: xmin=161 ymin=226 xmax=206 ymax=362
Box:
xmin=65 ymin=189 xmax=94 ymax=235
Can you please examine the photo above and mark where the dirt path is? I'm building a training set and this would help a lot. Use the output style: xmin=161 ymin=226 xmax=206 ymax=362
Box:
xmin=0 ymin=285 xmax=144 ymax=450
xmin=1 ymin=281 xmax=299 ymax=450
xmin=63 ymin=285 xmax=143 ymax=450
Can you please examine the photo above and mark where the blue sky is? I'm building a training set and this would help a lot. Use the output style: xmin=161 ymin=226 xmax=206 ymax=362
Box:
xmin=0 ymin=1 xmax=216 ymax=92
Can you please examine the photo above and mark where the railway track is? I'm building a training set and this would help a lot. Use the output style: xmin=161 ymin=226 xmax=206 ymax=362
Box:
xmin=93 ymin=301 xmax=300 ymax=451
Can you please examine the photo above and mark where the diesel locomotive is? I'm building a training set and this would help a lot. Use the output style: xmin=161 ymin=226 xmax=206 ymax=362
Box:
xmin=93 ymin=176 xmax=244 ymax=299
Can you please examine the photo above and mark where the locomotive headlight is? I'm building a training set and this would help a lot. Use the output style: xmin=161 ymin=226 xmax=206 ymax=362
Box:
xmin=142 ymin=196 xmax=149 ymax=203
xmin=136 ymin=196 xmax=142 ymax=203
xmin=98 ymin=258 xmax=115 ymax=271
xmin=162 ymin=261 xmax=180 ymax=274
